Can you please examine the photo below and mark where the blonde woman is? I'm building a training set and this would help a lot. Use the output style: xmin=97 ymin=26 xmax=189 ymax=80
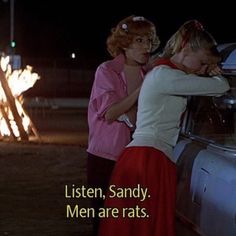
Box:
xmin=99 ymin=20 xmax=230 ymax=236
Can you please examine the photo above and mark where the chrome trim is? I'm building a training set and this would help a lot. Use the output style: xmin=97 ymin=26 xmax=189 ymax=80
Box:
xmin=184 ymin=133 xmax=236 ymax=153
xmin=208 ymin=143 xmax=236 ymax=154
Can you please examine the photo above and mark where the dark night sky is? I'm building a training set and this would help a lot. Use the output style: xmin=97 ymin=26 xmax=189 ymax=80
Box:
xmin=0 ymin=0 xmax=236 ymax=68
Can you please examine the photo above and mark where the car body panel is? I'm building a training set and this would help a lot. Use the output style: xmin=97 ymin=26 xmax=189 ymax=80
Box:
xmin=174 ymin=43 xmax=236 ymax=235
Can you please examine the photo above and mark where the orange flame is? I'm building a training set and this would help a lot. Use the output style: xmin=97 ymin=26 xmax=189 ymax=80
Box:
xmin=0 ymin=55 xmax=40 ymax=138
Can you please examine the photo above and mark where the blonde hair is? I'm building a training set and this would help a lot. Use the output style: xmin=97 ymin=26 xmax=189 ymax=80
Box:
xmin=162 ymin=20 xmax=219 ymax=58
xmin=106 ymin=15 xmax=160 ymax=57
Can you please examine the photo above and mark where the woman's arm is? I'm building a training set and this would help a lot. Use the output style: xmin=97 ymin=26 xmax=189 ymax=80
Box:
xmin=105 ymin=86 xmax=141 ymax=122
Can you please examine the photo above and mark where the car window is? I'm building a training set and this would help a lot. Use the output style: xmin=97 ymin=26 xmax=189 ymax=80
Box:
xmin=187 ymin=75 xmax=236 ymax=147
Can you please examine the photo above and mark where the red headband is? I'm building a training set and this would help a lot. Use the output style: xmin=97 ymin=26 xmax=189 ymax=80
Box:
xmin=181 ymin=20 xmax=204 ymax=48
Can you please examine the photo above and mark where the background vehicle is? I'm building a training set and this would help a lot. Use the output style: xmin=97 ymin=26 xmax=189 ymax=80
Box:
xmin=174 ymin=43 xmax=236 ymax=236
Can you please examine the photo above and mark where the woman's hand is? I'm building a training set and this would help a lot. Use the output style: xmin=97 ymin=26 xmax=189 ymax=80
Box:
xmin=126 ymin=105 xmax=138 ymax=130
xmin=207 ymin=64 xmax=222 ymax=76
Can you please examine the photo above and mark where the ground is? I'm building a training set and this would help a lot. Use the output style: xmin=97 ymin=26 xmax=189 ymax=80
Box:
xmin=0 ymin=107 xmax=92 ymax=236
xmin=0 ymin=107 xmax=197 ymax=236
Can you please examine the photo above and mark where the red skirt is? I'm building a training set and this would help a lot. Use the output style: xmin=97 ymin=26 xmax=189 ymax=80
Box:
xmin=98 ymin=146 xmax=176 ymax=236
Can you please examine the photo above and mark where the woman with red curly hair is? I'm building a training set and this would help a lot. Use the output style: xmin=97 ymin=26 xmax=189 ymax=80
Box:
xmin=87 ymin=15 xmax=159 ymax=236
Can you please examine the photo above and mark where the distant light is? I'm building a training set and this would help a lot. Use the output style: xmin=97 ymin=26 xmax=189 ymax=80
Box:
xmin=11 ymin=40 xmax=16 ymax=48
xmin=71 ymin=53 xmax=76 ymax=59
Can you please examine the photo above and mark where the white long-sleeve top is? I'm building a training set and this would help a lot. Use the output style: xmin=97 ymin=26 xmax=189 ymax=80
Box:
xmin=127 ymin=65 xmax=230 ymax=162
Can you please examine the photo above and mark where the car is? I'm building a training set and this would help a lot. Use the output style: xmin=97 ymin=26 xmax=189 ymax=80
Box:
xmin=174 ymin=43 xmax=236 ymax=236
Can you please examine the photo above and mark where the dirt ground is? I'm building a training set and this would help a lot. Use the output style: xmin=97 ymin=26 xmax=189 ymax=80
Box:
xmin=0 ymin=108 xmax=92 ymax=236
xmin=0 ymin=107 xmax=196 ymax=236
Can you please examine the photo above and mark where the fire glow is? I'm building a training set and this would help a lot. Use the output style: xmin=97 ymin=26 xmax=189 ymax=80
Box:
xmin=0 ymin=55 xmax=40 ymax=140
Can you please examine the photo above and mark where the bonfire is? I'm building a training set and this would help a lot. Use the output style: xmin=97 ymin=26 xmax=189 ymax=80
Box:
xmin=0 ymin=55 xmax=40 ymax=141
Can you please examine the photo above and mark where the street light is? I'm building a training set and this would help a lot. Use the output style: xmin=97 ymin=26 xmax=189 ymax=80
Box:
xmin=2 ymin=0 xmax=15 ymax=51
xmin=10 ymin=0 xmax=15 ymax=51
xmin=2 ymin=0 xmax=19 ymax=68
